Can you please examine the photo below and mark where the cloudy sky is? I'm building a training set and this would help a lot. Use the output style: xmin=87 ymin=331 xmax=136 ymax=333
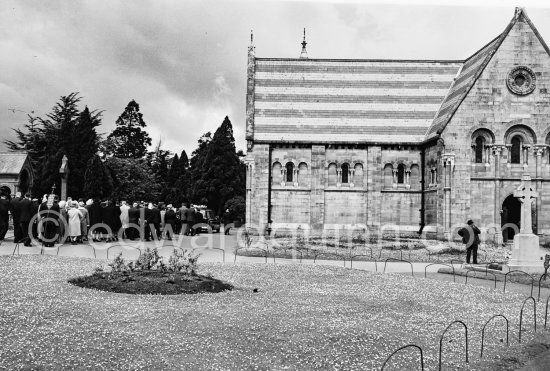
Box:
xmin=2 ymin=0 xmax=550 ymax=156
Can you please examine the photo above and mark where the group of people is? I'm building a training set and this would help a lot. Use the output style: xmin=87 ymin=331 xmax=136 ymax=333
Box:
xmin=0 ymin=191 xmax=231 ymax=247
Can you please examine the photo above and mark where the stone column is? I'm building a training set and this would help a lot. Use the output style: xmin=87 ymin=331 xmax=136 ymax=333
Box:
xmin=523 ymin=145 xmax=531 ymax=167
xmin=310 ymin=145 xmax=326 ymax=232
xmin=392 ymin=169 xmax=397 ymax=189
xmin=492 ymin=145 xmax=504 ymax=244
xmin=350 ymin=169 xmax=355 ymax=188
xmin=441 ymin=154 xmax=455 ymax=237
xmin=405 ymin=169 xmax=411 ymax=189
xmin=337 ymin=169 xmax=342 ymax=187
xmin=535 ymin=146 xmax=545 ymax=235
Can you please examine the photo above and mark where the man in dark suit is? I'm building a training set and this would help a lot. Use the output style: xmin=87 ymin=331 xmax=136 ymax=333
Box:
xmin=184 ymin=204 xmax=195 ymax=236
xmin=0 ymin=193 xmax=10 ymax=240
xmin=10 ymin=192 xmax=22 ymax=243
xmin=128 ymin=202 xmax=140 ymax=240
xmin=150 ymin=204 xmax=162 ymax=240
xmin=19 ymin=193 xmax=33 ymax=246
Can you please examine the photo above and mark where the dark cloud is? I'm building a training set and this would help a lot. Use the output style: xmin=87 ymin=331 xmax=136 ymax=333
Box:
xmin=2 ymin=1 xmax=550 ymax=155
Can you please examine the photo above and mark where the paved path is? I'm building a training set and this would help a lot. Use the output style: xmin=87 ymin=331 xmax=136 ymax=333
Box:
xmin=1 ymin=232 xmax=548 ymax=299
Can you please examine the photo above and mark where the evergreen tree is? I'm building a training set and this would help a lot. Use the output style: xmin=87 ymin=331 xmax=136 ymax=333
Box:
xmin=84 ymin=154 xmax=112 ymax=198
xmin=179 ymin=150 xmax=189 ymax=171
xmin=66 ymin=107 xmax=102 ymax=198
xmin=106 ymin=157 xmax=161 ymax=202
xmin=194 ymin=117 xmax=245 ymax=214
xmin=167 ymin=153 xmax=181 ymax=186
xmin=4 ymin=93 xmax=102 ymax=198
xmin=106 ymin=100 xmax=152 ymax=159
xmin=189 ymin=132 xmax=212 ymax=205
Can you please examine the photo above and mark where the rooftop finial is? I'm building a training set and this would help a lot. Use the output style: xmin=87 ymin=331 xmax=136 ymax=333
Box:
xmin=300 ymin=28 xmax=308 ymax=59
xmin=248 ymin=29 xmax=255 ymax=55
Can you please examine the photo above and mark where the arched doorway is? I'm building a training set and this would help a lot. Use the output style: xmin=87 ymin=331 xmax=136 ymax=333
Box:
xmin=501 ymin=195 xmax=520 ymax=242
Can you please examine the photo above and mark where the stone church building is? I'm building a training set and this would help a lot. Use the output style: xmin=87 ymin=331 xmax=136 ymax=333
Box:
xmin=245 ymin=8 xmax=550 ymax=243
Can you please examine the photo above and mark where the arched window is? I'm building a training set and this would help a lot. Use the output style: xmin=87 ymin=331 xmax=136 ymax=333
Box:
xmin=341 ymin=163 xmax=349 ymax=184
xmin=475 ymin=136 xmax=484 ymax=163
xmin=383 ymin=164 xmax=393 ymax=188
xmin=353 ymin=164 xmax=363 ymax=187
xmin=298 ymin=162 xmax=308 ymax=186
xmin=272 ymin=162 xmax=282 ymax=185
xmin=285 ymin=162 xmax=294 ymax=183
xmin=511 ymin=136 xmax=521 ymax=164
xmin=328 ymin=163 xmax=337 ymax=186
xmin=397 ymin=164 xmax=405 ymax=184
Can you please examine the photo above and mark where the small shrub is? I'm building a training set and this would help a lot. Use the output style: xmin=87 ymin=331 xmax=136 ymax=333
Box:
xmin=108 ymin=253 xmax=127 ymax=273
xmin=137 ymin=248 xmax=161 ymax=270
xmin=168 ymin=249 xmax=200 ymax=276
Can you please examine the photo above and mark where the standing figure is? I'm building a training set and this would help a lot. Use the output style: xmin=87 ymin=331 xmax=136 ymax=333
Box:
xmin=58 ymin=200 xmax=68 ymax=244
xmin=78 ymin=200 xmax=90 ymax=242
xmin=223 ymin=209 xmax=232 ymax=235
xmin=0 ymin=193 xmax=10 ymax=240
xmin=39 ymin=195 xmax=60 ymax=247
xmin=101 ymin=200 xmax=121 ymax=242
xmin=163 ymin=205 xmax=177 ymax=240
xmin=178 ymin=203 xmax=188 ymax=236
xmin=67 ymin=201 xmax=83 ymax=244
xmin=87 ymin=198 xmax=103 ymax=242
xmin=10 ymin=192 xmax=22 ymax=243
xmin=458 ymin=219 xmax=481 ymax=264
xmin=19 ymin=193 xmax=33 ymax=246
xmin=184 ymin=204 xmax=195 ymax=236
xmin=128 ymin=202 xmax=140 ymax=240
xmin=119 ymin=201 xmax=130 ymax=239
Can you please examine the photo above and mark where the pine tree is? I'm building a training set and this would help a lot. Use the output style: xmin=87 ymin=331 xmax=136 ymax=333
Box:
xmin=194 ymin=117 xmax=245 ymax=214
xmin=106 ymin=100 xmax=152 ymax=159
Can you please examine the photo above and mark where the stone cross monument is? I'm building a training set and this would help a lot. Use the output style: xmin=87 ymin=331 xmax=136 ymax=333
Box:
xmin=507 ymin=174 xmax=544 ymax=273
xmin=59 ymin=155 xmax=69 ymax=200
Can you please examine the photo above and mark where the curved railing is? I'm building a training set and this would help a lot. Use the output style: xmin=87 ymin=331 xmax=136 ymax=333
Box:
xmin=438 ymin=320 xmax=468 ymax=370
xmin=381 ymin=344 xmax=424 ymax=370
xmin=480 ymin=314 xmax=509 ymax=358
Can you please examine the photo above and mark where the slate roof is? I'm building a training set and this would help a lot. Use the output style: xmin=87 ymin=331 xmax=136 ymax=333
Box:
xmin=252 ymin=59 xmax=462 ymax=144
xmin=0 ymin=152 xmax=29 ymax=175
xmin=250 ymin=8 xmax=547 ymax=145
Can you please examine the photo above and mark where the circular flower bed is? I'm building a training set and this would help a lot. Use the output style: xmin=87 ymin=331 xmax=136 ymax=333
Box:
xmin=69 ymin=271 xmax=233 ymax=295
xmin=68 ymin=247 xmax=232 ymax=295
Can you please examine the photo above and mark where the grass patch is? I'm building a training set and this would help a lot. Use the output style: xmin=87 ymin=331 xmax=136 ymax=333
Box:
xmin=237 ymin=236 xmax=511 ymax=264
xmin=0 ymin=255 xmax=549 ymax=370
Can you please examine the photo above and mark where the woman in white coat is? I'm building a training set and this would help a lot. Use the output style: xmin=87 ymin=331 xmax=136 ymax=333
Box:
xmin=67 ymin=201 xmax=83 ymax=245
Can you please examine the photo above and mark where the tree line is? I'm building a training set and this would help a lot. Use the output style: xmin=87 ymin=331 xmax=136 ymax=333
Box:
xmin=5 ymin=93 xmax=246 ymax=219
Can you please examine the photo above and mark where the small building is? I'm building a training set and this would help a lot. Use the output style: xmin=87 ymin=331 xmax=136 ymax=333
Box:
xmin=0 ymin=151 xmax=34 ymax=197
xmin=244 ymin=8 xmax=550 ymax=243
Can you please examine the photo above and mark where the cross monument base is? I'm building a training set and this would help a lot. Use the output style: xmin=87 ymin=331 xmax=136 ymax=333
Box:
xmin=505 ymin=233 xmax=545 ymax=273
